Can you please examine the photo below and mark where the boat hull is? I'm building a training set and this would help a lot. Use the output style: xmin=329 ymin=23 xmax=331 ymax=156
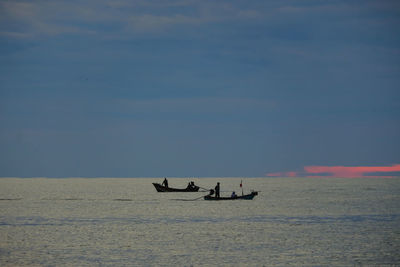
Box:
xmin=204 ymin=191 xmax=258 ymax=200
xmin=152 ymin=183 xmax=200 ymax=192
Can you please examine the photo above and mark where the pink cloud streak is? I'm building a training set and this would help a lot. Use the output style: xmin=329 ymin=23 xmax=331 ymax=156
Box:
xmin=266 ymin=164 xmax=400 ymax=178
xmin=304 ymin=164 xmax=400 ymax=177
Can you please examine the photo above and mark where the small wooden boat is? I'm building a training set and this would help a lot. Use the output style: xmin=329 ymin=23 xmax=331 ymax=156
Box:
xmin=204 ymin=191 xmax=258 ymax=200
xmin=152 ymin=183 xmax=200 ymax=192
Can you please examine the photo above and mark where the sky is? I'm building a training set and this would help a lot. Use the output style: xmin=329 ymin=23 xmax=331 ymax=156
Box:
xmin=0 ymin=0 xmax=399 ymax=178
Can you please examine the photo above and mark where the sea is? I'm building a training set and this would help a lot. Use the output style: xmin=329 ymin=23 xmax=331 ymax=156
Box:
xmin=0 ymin=177 xmax=399 ymax=266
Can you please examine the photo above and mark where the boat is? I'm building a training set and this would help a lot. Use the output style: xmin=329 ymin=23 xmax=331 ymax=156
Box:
xmin=204 ymin=191 xmax=258 ymax=200
xmin=152 ymin=183 xmax=200 ymax=192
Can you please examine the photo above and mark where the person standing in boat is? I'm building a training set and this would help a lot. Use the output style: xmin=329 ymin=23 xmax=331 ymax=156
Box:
xmin=215 ymin=182 xmax=220 ymax=198
xmin=162 ymin=177 xmax=168 ymax=188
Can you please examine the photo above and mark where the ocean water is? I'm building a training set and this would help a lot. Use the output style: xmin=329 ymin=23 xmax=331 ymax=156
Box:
xmin=0 ymin=177 xmax=399 ymax=266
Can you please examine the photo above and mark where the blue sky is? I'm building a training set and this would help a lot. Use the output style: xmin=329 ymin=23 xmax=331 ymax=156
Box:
xmin=0 ymin=0 xmax=399 ymax=177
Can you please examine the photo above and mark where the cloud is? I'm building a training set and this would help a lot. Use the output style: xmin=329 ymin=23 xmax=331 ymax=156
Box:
xmin=0 ymin=0 xmax=224 ymax=37
xmin=2 ymin=0 xmax=395 ymax=40
xmin=0 ymin=0 xmax=100 ymax=37
xmin=304 ymin=164 xmax=400 ymax=178
xmin=266 ymin=164 xmax=400 ymax=178
xmin=0 ymin=0 xmax=338 ymax=38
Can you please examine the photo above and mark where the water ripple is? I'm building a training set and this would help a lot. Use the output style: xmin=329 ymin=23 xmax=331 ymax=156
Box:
xmin=1 ymin=214 xmax=399 ymax=227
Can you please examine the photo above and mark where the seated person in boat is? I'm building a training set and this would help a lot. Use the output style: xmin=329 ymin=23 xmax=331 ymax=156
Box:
xmin=187 ymin=181 xmax=196 ymax=189
xmin=231 ymin=191 xmax=237 ymax=198
xmin=162 ymin=178 xmax=168 ymax=188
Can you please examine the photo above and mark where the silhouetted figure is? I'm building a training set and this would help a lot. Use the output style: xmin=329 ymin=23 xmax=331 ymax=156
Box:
xmin=186 ymin=181 xmax=198 ymax=190
xmin=162 ymin=178 xmax=168 ymax=188
xmin=231 ymin=191 xmax=237 ymax=198
xmin=215 ymin=182 xmax=220 ymax=198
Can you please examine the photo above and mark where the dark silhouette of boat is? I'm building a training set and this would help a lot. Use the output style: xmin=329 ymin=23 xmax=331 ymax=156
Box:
xmin=204 ymin=191 xmax=258 ymax=200
xmin=152 ymin=183 xmax=200 ymax=192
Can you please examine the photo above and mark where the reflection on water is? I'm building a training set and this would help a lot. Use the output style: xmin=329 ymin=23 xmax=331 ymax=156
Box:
xmin=0 ymin=177 xmax=399 ymax=266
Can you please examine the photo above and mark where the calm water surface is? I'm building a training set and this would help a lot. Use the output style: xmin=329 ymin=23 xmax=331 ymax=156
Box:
xmin=0 ymin=177 xmax=399 ymax=266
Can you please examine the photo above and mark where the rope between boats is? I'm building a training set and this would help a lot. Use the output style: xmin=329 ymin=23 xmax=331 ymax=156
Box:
xmin=198 ymin=186 xmax=211 ymax=191
xmin=171 ymin=195 xmax=205 ymax=201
